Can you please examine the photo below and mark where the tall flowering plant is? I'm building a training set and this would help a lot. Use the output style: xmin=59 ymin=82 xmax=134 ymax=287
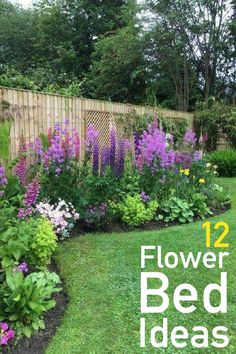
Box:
xmin=85 ymin=125 xmax=130 ymax=177
xmin=15 ymin=136 xmax=27 ymax=186
xmin=135 ymin=124 xmax=175 ymax=173
xmin=30 ymin=120 xmax=80 ymax=176
xmin=17 ymin=175 xmax=40 ymax=219
xmin=0 ymin=165 xmax=7 ymax=199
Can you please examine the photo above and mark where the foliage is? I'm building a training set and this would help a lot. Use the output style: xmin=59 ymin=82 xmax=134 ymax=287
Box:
xmin=111 ymin=194 xmax=158 ymax=226
xmin=18 ymin=218 xmax=57 ymax=268
xmin=162 ymin=197 xmax=194 ymax=223
xmin=85 ymin=25 xmax=146 ymax=103
xmin=208 ymin=150 xmax=236 ymax=177
xmin=189 ymin=193 xmax=212 ymax=219
xmin=205 ymin=183 xmax=231 ymax=209
xmin=0 ymin=120 xmax=12 ymax=163
xmin=0 ymin=270 xmax=60 ymax=338
xmin=194 ymin=100 xmax=236 ymax=150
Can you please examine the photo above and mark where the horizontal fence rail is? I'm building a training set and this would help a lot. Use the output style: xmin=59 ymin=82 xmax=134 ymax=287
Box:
xmin=0 ymin=86 xmax=194 ymax=158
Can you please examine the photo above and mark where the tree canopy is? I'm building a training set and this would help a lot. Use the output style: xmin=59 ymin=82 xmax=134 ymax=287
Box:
xmin=0 ymin=0 xmax=235 ymax=110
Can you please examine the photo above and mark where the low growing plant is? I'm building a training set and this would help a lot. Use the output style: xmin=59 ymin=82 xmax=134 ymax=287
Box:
xmin=18 ymin=218 xmax=57 ymax=267
xmin=162 ymin=197 xmax=194 ymax=223
xmin=111 ymin=194 xmax=158 ymax=227
xmin=0 ymin=270 xmax=60 ymax=338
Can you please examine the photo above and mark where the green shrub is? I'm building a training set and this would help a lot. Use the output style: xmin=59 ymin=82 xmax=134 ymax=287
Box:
xmin=112 ymin=194 xmax=158 ymax=227
xmin=189 ymin=193 xmax=212 ymax=219
xmin=206 ymin=183 xmax=231 ymax=208
xmin=0 ymin=270 xmax=60 ymax=338
xmin=18 ymin=218 xmax=57 ymax=267
xmin=208 ymin=150 xmax=236 ymax=177
xmin=162 ymin=197 xmax=194 ymax=223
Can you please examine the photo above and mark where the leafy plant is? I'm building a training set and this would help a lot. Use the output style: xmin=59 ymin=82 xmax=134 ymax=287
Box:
xmin=162 ymin=197 xmax=194 ymax=223
xmin=208 ymin=150 xmax=236 ymax=177
xmin=18 ymin=218 xmax=57 ymax=268
xmin=189 ymin=193 xmax=212 ymax=219
xmin=112 ymin=194 xmax=158 ymax=227
xmin=0 ymin=270 xmax=60 ymax=338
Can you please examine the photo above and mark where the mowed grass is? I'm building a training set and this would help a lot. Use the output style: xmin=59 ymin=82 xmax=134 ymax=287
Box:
xmin=46 ymin=178 xmax=236 ymax=354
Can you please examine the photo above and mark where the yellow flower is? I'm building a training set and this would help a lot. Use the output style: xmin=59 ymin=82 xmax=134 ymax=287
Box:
xmin=206 ymin=163 xmax=211 ymax=168
xmin=184 ymin=169 xmax=190 ymax=176
xmin=213 ymin=171 xmax=218 ymax=175
xmin=213 ymin=165 xmax=218 ymax=169
xmin=199 ymin=178 xmax=206 ymax=184
xmin=180 ymin=168 xmax=184 ymax=174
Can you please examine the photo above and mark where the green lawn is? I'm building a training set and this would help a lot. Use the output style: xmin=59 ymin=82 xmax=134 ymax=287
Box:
xmin=46 ymin=178 xmax=236 ymax=354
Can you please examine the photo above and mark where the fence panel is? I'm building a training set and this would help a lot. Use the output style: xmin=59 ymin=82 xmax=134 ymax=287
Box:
xmin=0 ymin=86 xmax=194 ymax=158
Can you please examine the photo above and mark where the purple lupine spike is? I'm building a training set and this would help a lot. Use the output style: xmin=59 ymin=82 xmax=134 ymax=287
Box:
xmin=116 ymin=139 xmax=125 ymax=177
xmin=100 ymin=147 xmax=110 ymax=175
xmin=15 ymin=136 xmax=27 ymax=185
xmin=92 ymin=137 xmax=99 ymax=175
xmin=0 ymin=165 xmax=7 ymax=198
xmin=134 ymin=131 xmax=141 ymax=157
xmin=109 ymin=127 xmax=116 ymax=173
xmin=25 ymin=175 xmax=40 ymax=206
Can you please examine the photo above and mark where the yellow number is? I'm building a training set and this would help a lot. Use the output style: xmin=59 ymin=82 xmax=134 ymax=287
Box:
xmin=214 ymin=222 xmax=229 ymax=248
xmin=202 ymin=221 xmax=211 ymax=247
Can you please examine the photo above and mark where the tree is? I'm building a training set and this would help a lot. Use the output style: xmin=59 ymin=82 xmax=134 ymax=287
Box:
xmin=145 ymin=0 xmax=234 ymax=108
xmin=85 ymin=25 xmax=147 ymax=103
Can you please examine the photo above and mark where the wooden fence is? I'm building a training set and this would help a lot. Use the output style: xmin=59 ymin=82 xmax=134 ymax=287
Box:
xmin=0 ymin=86 xmax=194 ymax=158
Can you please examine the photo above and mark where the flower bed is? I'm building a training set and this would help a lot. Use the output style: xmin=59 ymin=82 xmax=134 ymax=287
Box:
xmin=0 ymin=117 xmax=230 ymax=351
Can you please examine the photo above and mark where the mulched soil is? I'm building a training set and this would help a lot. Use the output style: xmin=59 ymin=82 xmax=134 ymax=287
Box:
xmin=3 ymin=202 xmax=230 ymax=354
xmin=3 ymin=262 xmax=69 ymax=354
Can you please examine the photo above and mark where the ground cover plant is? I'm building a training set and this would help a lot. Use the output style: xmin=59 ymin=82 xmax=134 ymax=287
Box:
xmin=0 ymin=116 xmax=231 ymax=351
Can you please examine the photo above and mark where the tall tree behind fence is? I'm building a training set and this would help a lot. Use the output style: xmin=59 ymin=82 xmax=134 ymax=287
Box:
xmin=0 ymin=86 xmax=194 ymax=158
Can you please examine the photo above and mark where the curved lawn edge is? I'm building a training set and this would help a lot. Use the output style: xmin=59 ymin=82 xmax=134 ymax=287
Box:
xmin=45 ymin=178 xmax=236 ymax=354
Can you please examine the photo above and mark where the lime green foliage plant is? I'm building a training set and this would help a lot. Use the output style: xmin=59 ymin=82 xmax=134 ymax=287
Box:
xmin=112 ymin=194 xmax=158 ymax=227
xmin=18 ymin=218 xmax=57 ymax=267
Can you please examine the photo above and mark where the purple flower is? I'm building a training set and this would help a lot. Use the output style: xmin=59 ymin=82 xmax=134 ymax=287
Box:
xmin=100 ymin=147 xmax=110 ymax=175
xmin=0 ymin=322 xmax=14 ymax=346
xmin=15 ymin=136 xmax=27 ymax=185
xmin=134 ymin=131 xmax=141 ymax=156
xmin=140 ymin=192 xmax=150 ymax=202
xmin=174 ymin=151 xmax=193 ymax=168
xmin=86 ymin=125 xmax=99 ymax=151
xmin=17 ymin=207 xmax=33 ymax=219
xmin=109 ymin=128 xmax=116 ymax=173
xmin=17 ymin=262 xmax=28 ymax=273
xmin=25 ymin=176 xmax=40 ymax=206
xmin=0 ymin=323 xmax=8 ymax=332
xmin=0 ymin=166 xmax=7 ymax=196
xmin=116 ymin=139 xmax=126 ymax=177
xmin=92 ymin=138 xmax=99 ymax=175
xmin=184 ymin=129 xmax=197 ymax=145
xmin=193 ymin=150 xmax=203 ymax=162
xmin=135 ymin=123 xmax=175 ymax=172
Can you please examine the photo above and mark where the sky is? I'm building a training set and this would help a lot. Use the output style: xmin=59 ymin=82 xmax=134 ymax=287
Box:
xmin=9 ymin=0 xmax=33 ymax=7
